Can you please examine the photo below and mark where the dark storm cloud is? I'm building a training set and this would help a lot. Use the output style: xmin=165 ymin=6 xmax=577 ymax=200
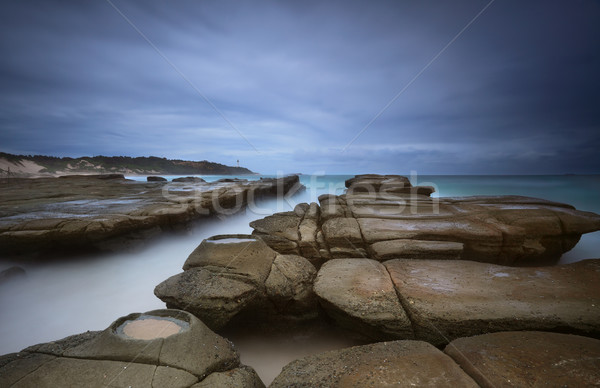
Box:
xmin=0 ymin=0 xmax=598 ymax=173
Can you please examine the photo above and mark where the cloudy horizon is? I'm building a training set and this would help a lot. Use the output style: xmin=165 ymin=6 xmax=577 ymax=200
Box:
xmin=1 ymin=0 xmax=599 ymax=174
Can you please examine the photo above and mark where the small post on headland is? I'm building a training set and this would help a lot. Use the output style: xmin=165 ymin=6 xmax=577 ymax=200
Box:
xmin=237 ymin=159 xmax=240 ymax=167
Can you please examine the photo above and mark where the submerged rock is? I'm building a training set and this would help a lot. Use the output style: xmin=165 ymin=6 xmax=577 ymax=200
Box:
xmin=0 ymin=266 xmax=26 ymax=284
xmin=0 ymin=309 xmax=264 ymax=387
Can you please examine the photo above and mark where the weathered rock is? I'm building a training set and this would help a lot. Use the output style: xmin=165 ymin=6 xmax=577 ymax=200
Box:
xmin=314 ymin=259 xmax=413 ymax=340
xmin=182 ymin=235 xmax=277 ymax=286
xmin=270 ymin=340 xmax=478 ymax=387
xmin=298 ymin=202 xmax=322 ymax=263
xmin=265 ymin=254 xmax=318 ymax=317
xmin=321 ymin=217 xmax=363 ymax=251
xmin=155 ymin=268 xmax=259 ymax=330
xmin=155 ymin=234 xmax=285 ymax=329
xmin=248 ymin=175 xmax=600 ymax=265
xmin=0 ymin=353 xmax=56 ymax=387
xmin=445 ymin=331 xmax=600 ymax=388
xmin=250 ymin=212 xmax=302 ymax=242
xmin=385 ymin=258 xmax=600 ymax=345
xmin=0 ymin=309 xmax=262 ymax=387
xmin=369 ymin=239 xmax=464 ymax=261
xmin=147 ymin=175 xmax=167 ymax=182
xmin=0 ymin=174 xmax=301 ymax=255
xmin=172 ymin=176 xmax=206 ymax=183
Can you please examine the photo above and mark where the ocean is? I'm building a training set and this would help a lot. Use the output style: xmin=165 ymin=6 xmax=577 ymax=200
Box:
xmin=1 ymin=174 xmax=599 ymax=383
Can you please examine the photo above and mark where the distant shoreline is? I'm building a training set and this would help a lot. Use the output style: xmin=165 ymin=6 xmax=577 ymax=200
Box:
xmin=0 ymin=152 xmax=255 ymax=177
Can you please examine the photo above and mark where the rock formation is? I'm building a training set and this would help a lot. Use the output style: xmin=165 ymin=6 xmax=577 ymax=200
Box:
xmin=3 ymin=174 xmax=600 ymax=386
xmin=155 ymin=174 xmax=600 ymax=342
xmin=270 ymin=340 xmax=479 ymax=387
xmin=271 ymin=331 xmax=600 ymax=387
xmin=155 ymin=234 xmax=318 ymax=330
xmin=252 ymin=174 xmax=600 ymax=266
xmin=444 ymin=331 xmax=600 ymax=388
xmin=0 ymin=174 xmax=301 ymax=255
xmin=0 ymin=309 xmax=264 ymax=387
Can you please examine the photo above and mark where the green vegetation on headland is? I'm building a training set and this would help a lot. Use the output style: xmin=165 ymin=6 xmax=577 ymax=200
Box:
xmin=0 ymin=152 xmax=255 ymax=176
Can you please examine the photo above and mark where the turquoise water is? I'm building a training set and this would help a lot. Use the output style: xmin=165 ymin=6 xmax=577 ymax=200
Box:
xmin=0 ymin=174 xmax=598 ymax=372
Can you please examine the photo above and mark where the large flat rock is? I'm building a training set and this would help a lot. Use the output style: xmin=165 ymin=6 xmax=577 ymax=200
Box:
xmin=444 ymin=331 xmax=600 ymax=387
xmin=182 ymin=235 xmax=277 ymax=286
xmin=250 ymin=175 xmax=600 ymax=265
xmin=385 ymin=258 xmax=600 ymax=345
xmin=270 ymin=340 xmax=478 ymax=387
xmin=314 ymin=259 xmax=413 ymax=340
xmin=0 ymin=174 xmax=300 ymax=255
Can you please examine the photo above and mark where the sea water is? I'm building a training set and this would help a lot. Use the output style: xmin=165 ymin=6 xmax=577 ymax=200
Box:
xmin=0 ymin=174 xmax=598 ymax=383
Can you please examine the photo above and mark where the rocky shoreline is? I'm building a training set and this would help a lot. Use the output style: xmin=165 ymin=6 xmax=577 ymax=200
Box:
xmin=1 ymin=174 xmax=599 ymax=386
xmin=0 ymin=174 xmax=301 ymax=256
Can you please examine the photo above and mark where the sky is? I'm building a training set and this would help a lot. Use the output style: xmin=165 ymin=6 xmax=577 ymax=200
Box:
xmin=1 ymin=0 xmax=599 ymax=175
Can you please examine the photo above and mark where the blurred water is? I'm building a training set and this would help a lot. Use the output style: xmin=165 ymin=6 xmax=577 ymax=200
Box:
xmin=0 ymin=174 xmax=598 ymax=382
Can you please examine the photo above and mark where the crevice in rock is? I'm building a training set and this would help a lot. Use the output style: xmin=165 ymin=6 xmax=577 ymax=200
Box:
xmin=382 ymin=265 xmax=417 ymax=340
xmin=150 ymin=365 xmax=160 ymax=388
xmin=8 ymin=354 xmax=56 ymax=387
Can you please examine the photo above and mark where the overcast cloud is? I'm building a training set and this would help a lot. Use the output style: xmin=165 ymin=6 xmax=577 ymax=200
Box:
xmin=1 ymin=0 xmax=599 ymax=174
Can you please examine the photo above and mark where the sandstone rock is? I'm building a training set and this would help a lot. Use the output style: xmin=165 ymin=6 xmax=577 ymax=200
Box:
xmin=249 ymin=212 xmax=301 ymax=242
xmin=385 ymin=258 xmax=600 ymax=345
xmin=314 ymin=259 xmax=412 ymax=340
xmin=270 ymin=340 xmax=478 ymax=387
xmin=298 ymin=204 xmax=321 ymax=263
xmin=154 ymin=268 xmax=258 ymax=330
xmin=156 ymin=234 xmax=286 ymax=329
xmin=311 ymin=175 xmax=600 ymax=265
xmin=321 ymin=217 xmax=363 ymax=250
xmin=147 ymin=175 xmax=167 ymax=182
xmin=0 ymin=174 xmax=301 ymax=255
xmin=182 ymin=235 xmax=277 ymax=286
xmin=0 ymin=309 xmax=261 ymax=387
xmin=0 ymin=353 xmax=56 ymax=387
xmin=172 ymin=176 xmax=206 ymax=183
xmin=254 ymin=234 xmax=299 ymax=255
xmin=265 ymin=254 xmax=318 ymax=317
xmin=445 ymin=331 xmax=600 ymax=388
xmin=318 ymin=194 xmax=348 ymax=220
xmin=369 ymin=239 xmax=464 ymax=261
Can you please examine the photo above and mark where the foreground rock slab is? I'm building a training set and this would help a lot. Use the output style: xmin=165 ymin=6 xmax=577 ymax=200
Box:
xmin=270 ymin=340 xmax=478 ymax=387
xmin=0 ymin=174 xmax=300 ymax=256
xmin=314 ymin=259 xmax=412 ymax=340
xmin=0 ymin=309 xmax=264 ymax=388
xmin=385 ymin=258 xmax=600 ymax=345
xmin=444 ymin=331 xmax=600 ymax=387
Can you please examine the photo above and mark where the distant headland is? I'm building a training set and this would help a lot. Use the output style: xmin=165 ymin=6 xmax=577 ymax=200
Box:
xmin=0 ymin=152 xmax=255 ymax=177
